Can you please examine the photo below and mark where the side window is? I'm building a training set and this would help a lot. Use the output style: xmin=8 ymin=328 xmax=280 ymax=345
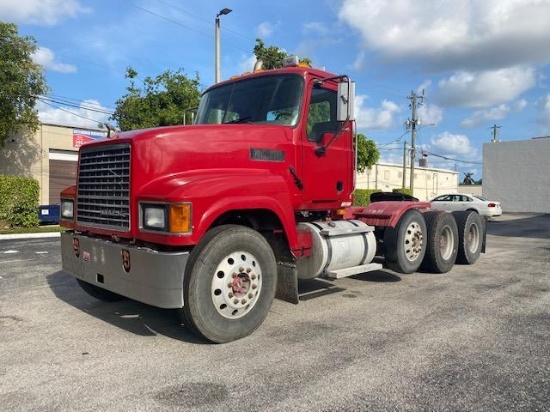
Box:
xmin=307 ymin=88 xmax=338 ymax=142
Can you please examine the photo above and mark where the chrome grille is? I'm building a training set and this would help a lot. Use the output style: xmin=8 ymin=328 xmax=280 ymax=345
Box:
xmin=77 ymin=144 xmax=131 ymax=230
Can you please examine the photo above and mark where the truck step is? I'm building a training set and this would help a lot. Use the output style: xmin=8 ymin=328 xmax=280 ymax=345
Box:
xmin=324 ymin=263 xmax=383 ymax=279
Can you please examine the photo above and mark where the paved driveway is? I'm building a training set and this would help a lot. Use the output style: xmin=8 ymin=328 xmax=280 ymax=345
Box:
xmin=1 ymin=213 xmax=549 ymax=411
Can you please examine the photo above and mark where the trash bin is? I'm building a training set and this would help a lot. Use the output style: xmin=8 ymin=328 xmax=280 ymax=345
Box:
xmin=38 ymin=204 xmax=60 ymax=225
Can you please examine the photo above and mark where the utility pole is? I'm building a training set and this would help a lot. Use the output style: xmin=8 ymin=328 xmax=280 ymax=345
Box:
xmin=402 ymin=140 xmax=408 ymax=189
xmin=406 ymin=90 xmax=424 ymax=195
xmin=490 ymin=124 xmax=501 ymax=142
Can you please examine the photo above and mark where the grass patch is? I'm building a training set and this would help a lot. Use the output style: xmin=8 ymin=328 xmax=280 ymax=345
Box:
xmin=0 ymin=225 xmax=64 ymax=235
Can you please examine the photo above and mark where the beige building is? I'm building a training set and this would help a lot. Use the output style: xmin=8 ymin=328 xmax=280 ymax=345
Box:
xmin=357 ymin=162 xmax=459 ymax=201
xmin=0 ymin=124 xmax=105 ymax=205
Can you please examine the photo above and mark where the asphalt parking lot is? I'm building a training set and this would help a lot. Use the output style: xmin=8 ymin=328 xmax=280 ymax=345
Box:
xmin=1 ymin=213 xmax=549 ymax=412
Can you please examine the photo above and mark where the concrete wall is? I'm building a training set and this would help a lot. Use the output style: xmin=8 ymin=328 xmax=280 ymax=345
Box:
xmin=356 ymin=163 xmax=458 ymax=201
xmin=458 ymin=184 xmax=483 ymax=197
xmin=483 ymin=138 xmax=550 ymax=213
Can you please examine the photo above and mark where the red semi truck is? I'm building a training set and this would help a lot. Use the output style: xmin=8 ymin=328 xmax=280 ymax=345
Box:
xmin=59 ymin=57 xmax=486 ymax=343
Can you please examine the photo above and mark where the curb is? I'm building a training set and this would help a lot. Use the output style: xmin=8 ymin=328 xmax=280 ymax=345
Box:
xmin=0 ymin=232 xmax=61 ymax=241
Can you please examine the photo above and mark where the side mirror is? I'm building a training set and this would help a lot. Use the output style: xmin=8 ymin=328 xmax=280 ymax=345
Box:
xmin=337 ymin=80 xmax=355 ymax=122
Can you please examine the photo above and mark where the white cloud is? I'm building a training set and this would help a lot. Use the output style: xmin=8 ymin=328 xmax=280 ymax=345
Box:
xmin=32 ymin=47 xmax=76 ymax=74
xmin=38 ymin=99 xmax=110 ymax=129
xmin=418 ymin=103 xmax=443 ymax=127
xmin=339 ymin=0 xmax=550 ymax=71
xmin=431 ymin=132 xmax=477 ymax=157
xmin=238 ymin=54 xmax=258 ymax=73
xmin=435 ymin=67 xmax=536 ymax=108
xmin=302 ymin=22 xmax=330 ymax=36
xmin=350 ymin=51 xmax=366 ymax=72
xmin=0 ymin=0 xmax=90 ymax=26
xmin=256 ymin=21 xmax=276 ymax=38
xmin=538 ymin=94 xmax=550 ymax=125
xmin=355 ymin=95 xmax=401 ymax=130
xmin=461 ymin=99 xmax=527 ymax=128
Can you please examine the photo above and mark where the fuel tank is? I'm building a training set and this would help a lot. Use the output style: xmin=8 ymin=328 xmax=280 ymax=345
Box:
xmin=296 ymin=220 xmax=377 ymax=279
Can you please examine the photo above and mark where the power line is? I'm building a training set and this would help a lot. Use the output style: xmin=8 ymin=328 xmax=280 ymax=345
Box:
xmin=377 ymin=130 xmax=409 ymax=148
xmin=38 ymin=96 xmax=114 ymax=115
xmin=44 ymin=94 xmax=116 ymax=112
xmin=38 ymin=98 xmax=108 ymax=125
xmin=423 ymin=150 xmax=482 ymax=165
xmin=151 ymin=0 xmax=262 ymax=43
xmin=131 ymin=3 xmax=250 ymax=53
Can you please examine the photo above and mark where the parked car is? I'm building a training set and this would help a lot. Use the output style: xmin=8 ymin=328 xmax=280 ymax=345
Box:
xmin=430 ymin=193 xmax=502 ymax=218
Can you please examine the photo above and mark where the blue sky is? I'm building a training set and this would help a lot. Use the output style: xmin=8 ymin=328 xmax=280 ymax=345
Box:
xmin=3 ymin=0 xmax=550 ymax=180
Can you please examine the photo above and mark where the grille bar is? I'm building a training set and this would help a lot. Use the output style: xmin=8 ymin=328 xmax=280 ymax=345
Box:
xmin=77 ymin=144 xmax=131 ymax=231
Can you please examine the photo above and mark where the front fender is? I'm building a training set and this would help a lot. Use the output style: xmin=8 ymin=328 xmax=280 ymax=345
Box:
xmin=137 ymin=169 xmax=298 ymax=248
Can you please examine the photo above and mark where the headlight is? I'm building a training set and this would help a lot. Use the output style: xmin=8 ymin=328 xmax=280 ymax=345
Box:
xmin=143 ymin=205 xmax=167 ymax=231
xmin=140 ymin=202 xmax=192 ymax=234
xmin=61 ymin=199 xmax=74 ymax=219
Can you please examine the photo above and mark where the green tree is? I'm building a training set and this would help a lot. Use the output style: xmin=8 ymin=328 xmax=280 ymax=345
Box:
xmin=356 ymin=133 xmax=379 ymax=172
xmin=111 ymin=67 xmax=201 ymax=131
xmin=0 ymin=22 xmax=48 ymax=146
xmin=253 ymin=38 xmax=311 ymax=69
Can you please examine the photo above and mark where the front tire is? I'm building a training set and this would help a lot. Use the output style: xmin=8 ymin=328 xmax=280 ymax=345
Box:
xmin=179 ymin=225 xmax=277 ymax=343
xmin=420 ymin=211 xmax=458 ymax=273
xmin=384 ymin=209 xmax=427 ymax=274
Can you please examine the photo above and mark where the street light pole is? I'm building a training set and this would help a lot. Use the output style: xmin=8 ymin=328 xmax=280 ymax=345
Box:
xmin=215 ymin=8 xmax=232 ymax=84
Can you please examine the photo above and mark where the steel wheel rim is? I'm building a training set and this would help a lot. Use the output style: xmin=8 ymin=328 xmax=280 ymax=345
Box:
xmin=211 ymin=251 xmax=262 ymax=319
xmin=467 ymin=223 xmax=480 ymax=253
xmin=439 ymin=226 xmax=454 ymax=260
xmin=404 ymin=221 xmax=424 ymax=262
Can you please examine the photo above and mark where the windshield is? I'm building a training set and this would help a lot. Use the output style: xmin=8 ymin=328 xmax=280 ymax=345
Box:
xmin=195 ymin=74 xmax=303 ymax=126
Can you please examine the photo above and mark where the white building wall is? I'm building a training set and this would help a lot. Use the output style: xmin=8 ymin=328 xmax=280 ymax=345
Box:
xmin=356 ymin=163 xmax=458 ymax=201
xmin=483 ymin=138 xmax=550 ymax=213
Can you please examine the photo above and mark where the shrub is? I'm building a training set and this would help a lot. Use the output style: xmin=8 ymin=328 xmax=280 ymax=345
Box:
xmin=353 ymin=189 xmax=381 ymax=206
xmin=0 ymin=175 xmax=40 ymax=227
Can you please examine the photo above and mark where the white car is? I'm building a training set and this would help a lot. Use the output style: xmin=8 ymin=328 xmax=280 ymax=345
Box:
xmin=430 ymin=193 xmax=502 ymax=218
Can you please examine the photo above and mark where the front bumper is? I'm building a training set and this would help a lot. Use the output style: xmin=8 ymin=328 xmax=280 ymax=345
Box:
xmin=61 ymin=231 xmax=189 ymax=308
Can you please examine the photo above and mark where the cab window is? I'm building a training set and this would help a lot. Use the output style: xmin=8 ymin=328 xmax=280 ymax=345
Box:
xmin=307 ymin=87 xmax=338 ymax=142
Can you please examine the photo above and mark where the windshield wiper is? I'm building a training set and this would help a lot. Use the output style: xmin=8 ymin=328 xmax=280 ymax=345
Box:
xmin=224 ymin=116 xmax=252 ymax=124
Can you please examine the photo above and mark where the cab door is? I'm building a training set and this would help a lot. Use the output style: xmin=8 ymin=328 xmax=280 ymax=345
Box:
xmin=300 ymin=85 xmax=353 ymax=206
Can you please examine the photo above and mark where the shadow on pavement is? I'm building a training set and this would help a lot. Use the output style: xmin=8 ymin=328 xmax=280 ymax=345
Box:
xmin=46 ymin=270 xmax=206 ymax=344
xmin=488 ymin=214 xmax=550 ymax=239
xmin=297 ymin=269 xmax=401 ymax=302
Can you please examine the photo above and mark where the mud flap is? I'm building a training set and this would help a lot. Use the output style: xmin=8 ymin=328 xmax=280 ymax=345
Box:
xmin=276 ymin=262 xmax=299 ymax=304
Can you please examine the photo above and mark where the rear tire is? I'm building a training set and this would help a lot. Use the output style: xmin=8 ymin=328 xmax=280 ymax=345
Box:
xmin=179 ymin=225 xmax=277 ymax=343
xmin=384 ymin=209 xmax=427 ymax=274
xmin=452 ymin=210 xmax=484 ymax=264
xmin=420 ymin=211 xmax=458 ymax=273
xmin=76 ymin=279 xmax=126 ymax=302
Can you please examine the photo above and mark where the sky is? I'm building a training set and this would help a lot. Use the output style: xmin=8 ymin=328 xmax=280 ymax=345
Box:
xmin=3 ymin=0 xmax=550 ymax=180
